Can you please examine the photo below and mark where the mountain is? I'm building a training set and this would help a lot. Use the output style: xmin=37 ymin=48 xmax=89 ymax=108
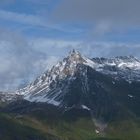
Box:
xmin=17 ymin=50 xmax=140 ymax=103
xmin=1 ymin=50 xmax=140 ymax=117
xmin=1 ymin=50 xmax=140 ymax=140
xmin=18 ymin=49 xmax=96 ymax=105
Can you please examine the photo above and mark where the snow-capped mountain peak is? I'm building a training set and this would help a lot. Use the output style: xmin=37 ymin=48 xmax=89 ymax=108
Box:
xmin=2 ymin=50 xmax=140 ymax=106
xmin=16 ymin=50 xmax=95 ymax=104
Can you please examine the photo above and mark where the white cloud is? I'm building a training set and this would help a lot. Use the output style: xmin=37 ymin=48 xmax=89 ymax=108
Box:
xmin=53 ymin=0 xmax=140 ymax=24
xmin=0 ymin=30 xmax=50 ymax=91
xmin=30 ymin=38 xmax=140 ymax=58
xmin=33 ymin=56 xmax=59 ymax=72
xmin=0 ymin=30 xmax=140 ymax=91
xmin=52 ymin=0 xmax=140 ymax=34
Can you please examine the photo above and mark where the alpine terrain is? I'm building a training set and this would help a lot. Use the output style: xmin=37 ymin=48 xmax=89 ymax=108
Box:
xmin=0 ymin=50 xmax=140 ymax=140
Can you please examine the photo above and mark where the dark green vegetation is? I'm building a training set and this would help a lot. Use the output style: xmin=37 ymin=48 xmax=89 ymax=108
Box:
xmin=0 ymin=100 xmax=140 ymax=140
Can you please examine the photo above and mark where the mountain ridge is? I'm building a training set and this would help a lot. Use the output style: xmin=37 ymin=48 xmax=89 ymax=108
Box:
xmin=1 ymin=50 xmax=140 ymax=106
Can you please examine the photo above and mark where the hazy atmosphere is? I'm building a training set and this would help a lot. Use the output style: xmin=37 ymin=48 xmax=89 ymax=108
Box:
xmin=0 ymin=0 xmax=140 ymax=91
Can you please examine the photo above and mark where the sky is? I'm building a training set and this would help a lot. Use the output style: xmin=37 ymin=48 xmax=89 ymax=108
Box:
xmin=1 ymin=0 xmax=140 ymax=91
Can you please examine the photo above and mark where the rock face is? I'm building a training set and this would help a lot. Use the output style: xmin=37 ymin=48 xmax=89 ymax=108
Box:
xmin=1 ymin=50 xmax=140 ymax=122
xmin=17 ymin=50 xmax=96 ymax=105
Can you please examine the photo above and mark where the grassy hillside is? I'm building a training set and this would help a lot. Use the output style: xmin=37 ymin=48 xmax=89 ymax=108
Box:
xmin=0 ymin=113 xmax=60 ymax=140
xmin=0 ymin=111 xmax=140 ymax=140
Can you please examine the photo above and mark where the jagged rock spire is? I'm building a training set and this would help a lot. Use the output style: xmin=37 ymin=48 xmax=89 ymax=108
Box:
xmin=66 ymin=49 xmax=85 ymax=65
xmin=69 ymin=49 xmax=81 ymax=56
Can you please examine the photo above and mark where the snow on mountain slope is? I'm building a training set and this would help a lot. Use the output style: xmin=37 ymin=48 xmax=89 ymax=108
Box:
xmin=92 ymin=55 xmax=140 ymax=70
xmin=92 ymin=56 xmax=140 ymax=81
xmin=0 ymin=92 xmax=22 ymax=103
xmin=1 ymin=50 xmax=140 ymax=105
xmin=17 ymin=50 xmax=95 ymax=105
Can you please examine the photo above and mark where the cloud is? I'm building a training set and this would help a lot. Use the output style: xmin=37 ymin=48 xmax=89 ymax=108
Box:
xmin=78 ymin=42 xmax=140 ymax=58
xmin=53 ymin=0 xmax=140 ymax=23
xmin=0 ymin=31 xmax=140 ymax=92
xmin=0 ymin=30 xmax=81 ymax=91
xmin=0 ymin=29 xmax=52 ymax=91
xmin=29 ymin=38 xmax=83 ymax=58
xmin=29 ymin=38 xmax=140 ymax=58
xmin=52 ymin=0 xmax=140 ymax=34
